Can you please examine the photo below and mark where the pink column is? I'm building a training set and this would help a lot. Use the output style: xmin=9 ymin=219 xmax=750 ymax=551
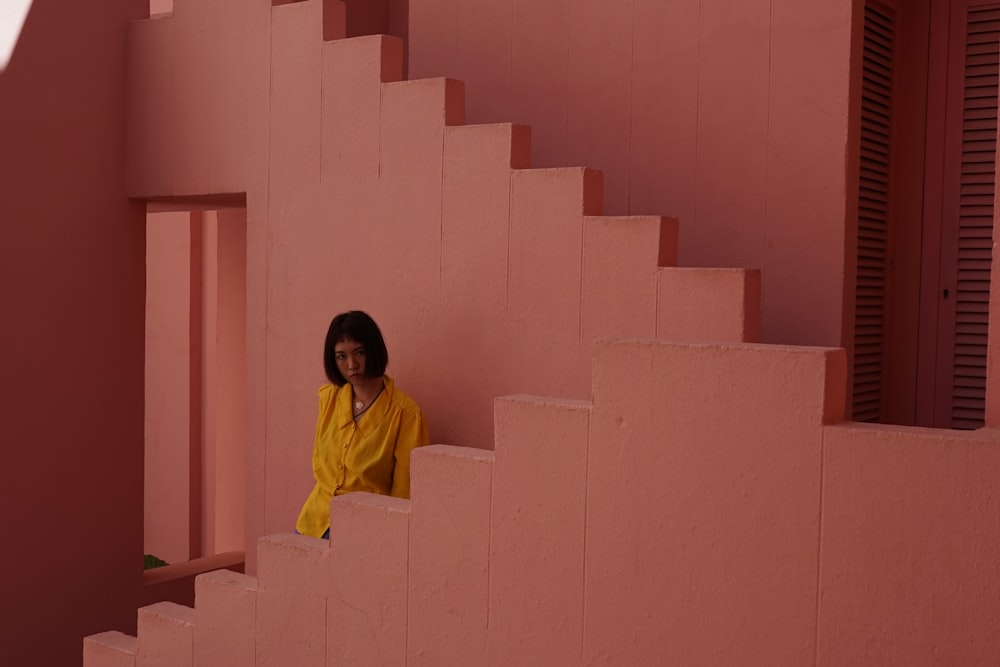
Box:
xmin=408 ymin=445 xmax=493 ymax=666
xmin=193 ymin=570 xmax=256 ymax=667
xmin=255 ymin=534 xmax=329 ymax=667
xmin=584 ymin=338 xmax=845 ymax=664
xmin=326 ymin=493 xmax=410 ymax=666
xmin=489 ymin=396 xmax=590 ymax=664
xmin=84 ymin=632 xmax=138 ymax=667
xmin=137 ymin=602 xmax=195 ymax=666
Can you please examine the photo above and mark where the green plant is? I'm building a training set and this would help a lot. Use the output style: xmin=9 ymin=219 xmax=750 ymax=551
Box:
xmin=143 ymin=553 xmax=169 ymax=570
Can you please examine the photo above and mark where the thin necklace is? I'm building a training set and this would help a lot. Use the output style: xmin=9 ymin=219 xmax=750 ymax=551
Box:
xmin=353 ymin=383 xmax=384 ymax=419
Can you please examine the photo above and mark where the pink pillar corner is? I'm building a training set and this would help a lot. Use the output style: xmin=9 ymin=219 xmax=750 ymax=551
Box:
xmin=327 ymin=492 xmax=410 ymax=666
xmin=193 ymin=570 xmax=256 ymax=667
xmin=255 ymin=533 xmax=328 ymax=667
xmin=407 ymin=445 xmax=493 ymax=666
xmin=84 ymin=631 xmax=138 ymax=667
xmin=137 ymin=602 xmax=194 ymax=667
xmin=489 ymin=395 xmax=590 ymax=665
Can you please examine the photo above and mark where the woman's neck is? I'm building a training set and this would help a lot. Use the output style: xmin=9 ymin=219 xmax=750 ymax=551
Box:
xmin=352 ymin=376 xmax=384 ymax=405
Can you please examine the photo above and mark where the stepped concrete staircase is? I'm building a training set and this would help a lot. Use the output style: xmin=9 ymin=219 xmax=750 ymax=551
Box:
xmin=85 ymin=1 xmax=1000 ymax=664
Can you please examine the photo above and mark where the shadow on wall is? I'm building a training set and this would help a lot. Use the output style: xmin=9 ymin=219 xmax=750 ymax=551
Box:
xmin=269 ymin=0 xmax=408 ymax=49
xmin=151 ymin=1 xmax=409 ymax=66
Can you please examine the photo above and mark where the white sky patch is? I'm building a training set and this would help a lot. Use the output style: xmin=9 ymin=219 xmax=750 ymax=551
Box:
xmin=0 ymin=0 xmax=34 ymax=72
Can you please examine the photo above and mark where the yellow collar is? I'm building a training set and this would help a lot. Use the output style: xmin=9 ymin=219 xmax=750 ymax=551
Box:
xmin=334 ymin=375 xmax=394 ymax=433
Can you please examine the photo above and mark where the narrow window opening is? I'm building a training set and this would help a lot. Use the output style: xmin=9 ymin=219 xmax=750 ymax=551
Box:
xmin=144 ymin=203 xmax=247 ymax=567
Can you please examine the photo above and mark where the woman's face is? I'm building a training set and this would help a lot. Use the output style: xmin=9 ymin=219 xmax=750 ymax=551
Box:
xmin=334 ymin=337 xmax=366 ymax=385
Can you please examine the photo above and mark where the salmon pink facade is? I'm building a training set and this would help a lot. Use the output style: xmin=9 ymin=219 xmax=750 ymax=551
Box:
xmin=2 ymin=0 xmax=1000 ymax=665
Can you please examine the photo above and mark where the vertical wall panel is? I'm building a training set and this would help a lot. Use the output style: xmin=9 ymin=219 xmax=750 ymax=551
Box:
xmin=567 ymin=0 xmax=634 ymax=213
xmin=1 ymin=2 xmax=147 ymax=661
xmin=630 ymin=0 xmax=699 ymax=228
xmin=407 ymin=0 xmax=457 ymax=80
xmin=694 ymin=0 xmax=770 ymax=270
xmin=511 ymin=0 xmax=569 ymax=167
xmin=265 ymin=0 xmax=326 ymax=536
xmin=456 ymin=0 xmax=513 ymax=124
xmin=208 ymin=208 xmax=247 ymax=554
xmin=768 ymin=0 xmax=855 ymax=348
xmin=145 ymin=211 xmax=194 ymax=565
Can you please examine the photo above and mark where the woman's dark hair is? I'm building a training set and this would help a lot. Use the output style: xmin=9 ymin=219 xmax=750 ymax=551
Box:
xmin=323 ymin=310 xmax=389 ymax=385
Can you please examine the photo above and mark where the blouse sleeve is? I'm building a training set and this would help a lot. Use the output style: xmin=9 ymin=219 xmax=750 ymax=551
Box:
xmin=390 ymin=405 xmax=430 ymax=498
xmin=311 ymin=384 xmax=337 ymax=478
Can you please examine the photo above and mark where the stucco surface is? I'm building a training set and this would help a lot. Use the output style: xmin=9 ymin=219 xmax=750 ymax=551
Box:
xmin=818 ymin=423 xmax=1000 ymax=665
xmin=125 ymin=1 xmax=759 ymax=564
xmin=84 ymin=632 xmax=139 ymax=667
xmin=68 ymin=0 xmax=1000 ymax=665
xmin=193 ymin=570 xmax=256 ymax=666
xmin=145 ymin=214 xmax=195 ymax=564
xmin=409 ymin=0 xmax=854 ymax=348
xmin=326 ymin=494 xmax=409 ymax=667
xmin=137 ymin=602 xmax=195 ymax=666
xmin=254 ymin=533 xmax=327 ymax=666
xmin=490 ymin=396 xmax=590 ymax=664
xmin=585 ymin=340 xmax=845 ymax=664
xmin=0 ymin=1 xmax=147 ymax=664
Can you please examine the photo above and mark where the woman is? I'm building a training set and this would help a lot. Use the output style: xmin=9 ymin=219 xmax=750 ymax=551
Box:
xmin=295 ymin=310 xmax=430 ymax=538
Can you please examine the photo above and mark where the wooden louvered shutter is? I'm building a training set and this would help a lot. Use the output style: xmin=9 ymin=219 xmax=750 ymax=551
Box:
xmin=854 ymin=1 xmax=896 ymax=423
xmin=950 ymin=4 xmax=1000 ymax=428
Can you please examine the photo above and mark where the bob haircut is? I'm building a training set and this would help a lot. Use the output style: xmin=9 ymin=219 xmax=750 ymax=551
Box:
xmin=323 ymin=310 xmax=389 ymax=385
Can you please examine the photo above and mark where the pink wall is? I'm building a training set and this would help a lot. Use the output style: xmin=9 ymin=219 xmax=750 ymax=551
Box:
xmin=145 ymin=212 xmax=195 ymax=564
xmin=119 ymin=0 xmax=848 ymax=575
xmin=145 ymin=208 xmax=247 ymax=564
xmin=149 ymin=0 xmax=171 ymax=16
xmin=819 ymin=423 xmax=1000 ymax=664
xmin=200 ymin=209 xmax=247 ymax=556
xmin=409 ymin=0 xmax=855 ymax=348
xmin=49 ymin=0 xmax=1000 ymax=663
xmin=91 ymin=338 xmax=1000 ymax=664
xmin=126 ymin=0 xmax=272 ymax=570
xmin=0 ymin=0 xmax=148 ymax=664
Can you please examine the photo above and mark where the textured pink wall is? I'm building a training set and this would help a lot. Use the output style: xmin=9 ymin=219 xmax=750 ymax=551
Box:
xmin=0 ymin=0 xmax=147 ymax=664
xmin=83 ymin=2 xmax=1000 ymax=664
xmin=145 ymin=212 xmax=194 ymax=564
xmin=92 ymin=340 xmax=1000 ymax=665
xmin=584 ymin=340 xmax=845 ymax=664
xmin=409 ymin=0 xmax=854 ymax=348
xmin=149 ymin=0 xmax=172 ymax=16
xmin=201 ymin=209 xmax=247 ymax=556
xmin=124 ymin=0 xmax=807 ymax=576
xmin=127 ymin=0 xmax=271 ymax=569
xmin=819 ymin=424 xmax=1000 ymax=664
xmin=145 ymin=208 xmax=247 ymax=563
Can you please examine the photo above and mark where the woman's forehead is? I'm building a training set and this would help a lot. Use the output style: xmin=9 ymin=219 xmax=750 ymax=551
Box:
xmin=334 ymin=337 xmax=363 ymax=351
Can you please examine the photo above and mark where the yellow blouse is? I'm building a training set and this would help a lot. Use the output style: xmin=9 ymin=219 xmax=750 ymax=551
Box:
xmin=295 ymin=375 xmax=429 ymax=538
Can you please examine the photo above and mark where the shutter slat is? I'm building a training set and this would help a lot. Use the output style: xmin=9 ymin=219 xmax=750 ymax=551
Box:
xmin=950 ymin=4 xmax=999 ymax=429
xmin=854 ymin=1 xmax=896 ymax=423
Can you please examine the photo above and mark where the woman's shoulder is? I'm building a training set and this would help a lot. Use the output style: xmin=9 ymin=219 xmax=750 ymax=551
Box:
xmin=385 ymin=377 xmax=425 ymax=415
xmin=317 ymin=382 xmax=347 ymax=406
